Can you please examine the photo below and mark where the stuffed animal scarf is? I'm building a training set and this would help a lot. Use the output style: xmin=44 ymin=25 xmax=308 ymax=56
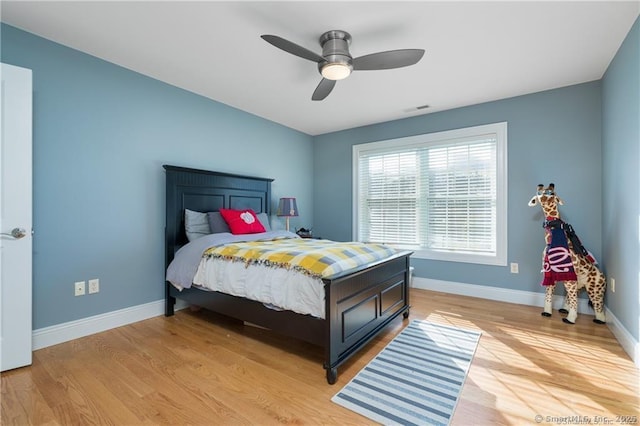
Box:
xmin=541 ymin=221 xmax=577 ymax=286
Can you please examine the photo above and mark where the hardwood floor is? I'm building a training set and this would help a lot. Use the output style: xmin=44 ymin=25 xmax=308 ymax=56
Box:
xmin=2 ymin=289 xmax=638 ymax=425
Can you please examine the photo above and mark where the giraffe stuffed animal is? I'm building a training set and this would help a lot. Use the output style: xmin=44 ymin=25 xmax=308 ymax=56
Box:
xmin=528 ymin=183 xmax=606 ymax=324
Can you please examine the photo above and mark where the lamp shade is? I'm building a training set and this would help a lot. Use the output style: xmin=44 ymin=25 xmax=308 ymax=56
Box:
xmin=277 ymin=197 xmax=299 ymax=217
xmin=277 ymin=197 xmax=298 ymax=231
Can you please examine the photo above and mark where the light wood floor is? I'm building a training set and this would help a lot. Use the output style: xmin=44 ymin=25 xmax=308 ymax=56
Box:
xmin=2 ymin=289 xmax=638 ymax=425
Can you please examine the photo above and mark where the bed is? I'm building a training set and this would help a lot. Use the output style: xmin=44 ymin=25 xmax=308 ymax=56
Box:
xmin=163 ymin=165 xmax=412 ymax=384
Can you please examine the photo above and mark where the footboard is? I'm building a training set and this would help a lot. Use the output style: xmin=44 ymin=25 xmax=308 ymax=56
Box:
xmin=323 ymin=251 xmax=412 ymax=384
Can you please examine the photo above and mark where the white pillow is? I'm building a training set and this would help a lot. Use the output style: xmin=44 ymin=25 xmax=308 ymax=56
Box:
xmin=256 ymin=212 xmax=271 ymax=231
xmin=185 ymin=209 xmax=211 ymax=241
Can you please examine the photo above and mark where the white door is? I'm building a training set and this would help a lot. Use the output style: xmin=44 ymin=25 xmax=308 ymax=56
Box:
xmin=0 ymin=63 xmax=33 ymax=371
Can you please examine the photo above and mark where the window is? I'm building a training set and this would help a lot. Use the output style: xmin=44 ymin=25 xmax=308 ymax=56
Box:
xmin=353 ymin=122 xmax=507 ymax=266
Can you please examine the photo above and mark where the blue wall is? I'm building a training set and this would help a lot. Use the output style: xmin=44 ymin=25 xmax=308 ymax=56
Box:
xmin=1 ymin=24 xmax=314 ymax=329
xmin=313 ymin=82 xmax=603 ymax=295
xmin=602 ymin=16 xmax=639 ymax=342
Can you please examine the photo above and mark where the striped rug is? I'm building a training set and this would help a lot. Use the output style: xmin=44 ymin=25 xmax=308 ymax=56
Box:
xmin=331 ymin=320 xmax=481 ymax=426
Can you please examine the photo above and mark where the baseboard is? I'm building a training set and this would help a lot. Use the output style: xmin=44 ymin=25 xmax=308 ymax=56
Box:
xmin=412 ymin=276 xmax=593 ymax=313
xmin=32 ymin=299 xmax=188 ymax=351
xmin=603 ymin=306 xmax=640 ymax=369
xmin=33 ymin=279 xmax=639 ymax=369
xmin=413 ymin=276 xmax=639 ymax=367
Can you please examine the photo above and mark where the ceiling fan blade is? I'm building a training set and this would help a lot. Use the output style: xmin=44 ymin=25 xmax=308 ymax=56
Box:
xmin=312 ymin=78 xmax=336 ymax=101
xmin=352 ymin=49 xmax=425 ymax=71
xmin=261 ymin=35 xmax=325 ymax=63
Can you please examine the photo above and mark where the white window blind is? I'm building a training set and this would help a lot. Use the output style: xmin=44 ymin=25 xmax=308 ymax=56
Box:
xmin=353 ymin=123 xmax=507 ymax=266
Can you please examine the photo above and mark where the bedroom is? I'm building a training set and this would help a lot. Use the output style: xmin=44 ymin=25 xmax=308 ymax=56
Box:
xmin=1 ymin=1 xmax=639 ymax=424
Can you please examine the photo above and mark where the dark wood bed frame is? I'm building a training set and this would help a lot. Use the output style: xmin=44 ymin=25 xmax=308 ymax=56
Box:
xmin=163 ymin=165 xmax=412 ymax=384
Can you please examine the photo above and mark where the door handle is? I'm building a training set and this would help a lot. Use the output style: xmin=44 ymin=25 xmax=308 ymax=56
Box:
xmin=1 ymin=228 xmax=27 ymax=239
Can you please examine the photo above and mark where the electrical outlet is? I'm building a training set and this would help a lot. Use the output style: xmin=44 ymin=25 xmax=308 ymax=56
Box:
xmin=74 ymin=281 xmax=86 ymax=296
xmin=610 ymin=277 xmax=615 ymax=293
xmin=88 ymin=278 xmax=100 ymax=294
xmin=510 ymin=262 xmax=519 ymax=274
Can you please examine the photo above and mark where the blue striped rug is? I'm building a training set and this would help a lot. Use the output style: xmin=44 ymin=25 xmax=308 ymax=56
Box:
xmin=331 ymin=320 xmax=481 ymax=426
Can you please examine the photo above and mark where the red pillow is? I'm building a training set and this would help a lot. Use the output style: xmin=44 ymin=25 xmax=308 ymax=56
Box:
xmin=219 ymin=208 xmax=266 ymax=235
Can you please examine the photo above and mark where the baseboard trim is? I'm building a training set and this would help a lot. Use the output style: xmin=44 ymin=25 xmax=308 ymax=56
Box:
xmin=603 ymin=306 xmax=640 ymax=369
xmin=33 ymin=280 xmax=638 ymax=368
xmin=413 ymin=277 xmax=639 ymax=367
xmin=32 ymin=299 xmax=188 ymax=351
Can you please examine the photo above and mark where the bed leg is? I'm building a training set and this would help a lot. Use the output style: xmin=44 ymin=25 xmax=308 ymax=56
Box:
xmin=165 ymin=281 xmax=176 ymax=316
xmin=165 ymin=296 xmax=175 ymax=317
xmin=403 ymin=309 xmax=410 ymax=319
xmin=326 ymin=367 xmax=338 ymax=385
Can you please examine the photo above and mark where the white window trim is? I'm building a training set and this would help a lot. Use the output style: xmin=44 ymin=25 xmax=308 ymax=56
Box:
xmin=352 ymin=122 xmax=508 ymax=266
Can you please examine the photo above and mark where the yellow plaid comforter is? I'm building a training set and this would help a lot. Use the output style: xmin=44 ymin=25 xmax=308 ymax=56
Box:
xmin=203 ymin=238 xmax=396 ymax=279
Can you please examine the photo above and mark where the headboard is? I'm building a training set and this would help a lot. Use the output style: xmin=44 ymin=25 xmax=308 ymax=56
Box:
xmin=163 ymin=165 xmax=273 ymax=268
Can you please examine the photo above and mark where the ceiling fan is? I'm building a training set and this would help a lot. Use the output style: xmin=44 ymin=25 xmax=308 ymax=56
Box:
xmin=261 ymin=30 xmax=425 ymax=101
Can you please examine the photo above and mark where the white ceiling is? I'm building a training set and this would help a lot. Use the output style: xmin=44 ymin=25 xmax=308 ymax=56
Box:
xmin=2 ymin=1 xmax=638 ymax=135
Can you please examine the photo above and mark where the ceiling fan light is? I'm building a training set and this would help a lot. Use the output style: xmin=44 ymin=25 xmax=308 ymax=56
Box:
xmin=321 ymin=63 xmax=351 ymax=80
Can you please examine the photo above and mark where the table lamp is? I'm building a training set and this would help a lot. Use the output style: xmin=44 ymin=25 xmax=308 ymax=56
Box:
xmin=277 ymin=197 xmax=298 ymax=231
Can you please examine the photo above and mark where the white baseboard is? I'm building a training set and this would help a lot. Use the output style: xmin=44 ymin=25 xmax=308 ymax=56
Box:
xmin=32 ymin=299 xmax=188 ymax=351
xmin=413 ymin=276 xmax=639 ymax=368
xmin=603 ymin=306 xmax=640 ymax=369
xmin=33 ymin=279 xmax=639 ymax=369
